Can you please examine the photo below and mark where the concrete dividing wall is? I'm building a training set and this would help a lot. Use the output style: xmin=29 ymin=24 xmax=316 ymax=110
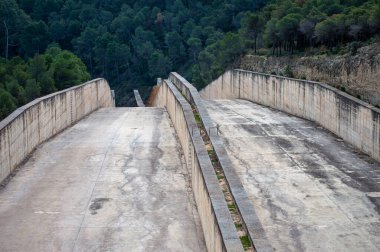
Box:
xmin=0 ymin=79 xmax=114 ymax=182
xmin=200 ymin=69 xmax=380 ymax=162
xmin=154 ymin=79 xmax=243 ymax=252
xmin=169 ymin=72 xmax=272 ymax=252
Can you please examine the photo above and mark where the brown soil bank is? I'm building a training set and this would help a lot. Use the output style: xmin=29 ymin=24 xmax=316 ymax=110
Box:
xmin=237 ymin=43 xmax=380 ymax=106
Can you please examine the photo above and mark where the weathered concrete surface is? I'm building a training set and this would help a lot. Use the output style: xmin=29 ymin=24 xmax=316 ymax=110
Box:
xmin=205 ymin=99 xmax=380 ymax=252
xmin=201 ymin=70 xmax=380 ymax=162
xmin=0 ymin=78 xmax=114 ymax=183
xmin=0 ymin=107 xmax=206 ymax=251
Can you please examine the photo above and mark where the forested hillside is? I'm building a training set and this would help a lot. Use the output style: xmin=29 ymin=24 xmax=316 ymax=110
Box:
xmin=1 ymin=0 xmax=379 ymax=119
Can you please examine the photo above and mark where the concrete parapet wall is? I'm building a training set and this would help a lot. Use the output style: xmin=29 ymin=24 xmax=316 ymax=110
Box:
xmin=154 ymin=79 xmax=243 ymax=252
xmin=200 ymin=69 xmax=380 ymax=162
xmin=0 ymin=79 xmax=114 ymax=182
xmin=169 ymin=72 xmax=272 ymax=252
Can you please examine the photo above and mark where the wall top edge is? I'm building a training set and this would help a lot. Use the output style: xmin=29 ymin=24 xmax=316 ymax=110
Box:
xmin=170 ymin=72 xmax=198 ymax=91
xmin=0 ymin=78 xmax=108 ymax=131
xmin=232 ymin=69 xmax=380 ymax=114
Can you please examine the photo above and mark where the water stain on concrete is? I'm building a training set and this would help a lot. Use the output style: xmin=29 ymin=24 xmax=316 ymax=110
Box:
xmin=89 ymin=198 xmax=110 ymax=215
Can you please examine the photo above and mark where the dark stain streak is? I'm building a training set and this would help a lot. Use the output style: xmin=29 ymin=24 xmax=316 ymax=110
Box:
xmin=273 ymin=137 xmax=294 ymax=150
xmin=241 ymin=124 xmax=267 ymax=136
xmin=89 ymin=198 xmax=111 ymax=215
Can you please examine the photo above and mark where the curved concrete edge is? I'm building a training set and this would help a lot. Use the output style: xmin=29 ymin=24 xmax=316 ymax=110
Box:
xmin=168 ymin=72 xmax=273 ymax=252
xmin=133 ymin=89 xmax=145 ymax=107
xmin=154 ymin=79 xmax=243 ymax=252
xmin=200 ymin=69 xmax=380 ymax=162
xmin=0 ymin=79 xmax=114 ymax=183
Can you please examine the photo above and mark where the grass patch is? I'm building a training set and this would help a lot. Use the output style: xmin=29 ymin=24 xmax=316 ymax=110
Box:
xmin=194 ymin=113 xmax=201 ymax=125
xmin=217 ymin=174 xmax=224 ymax=180
xmin=228 ymin=203 xmax=236 ymax=211
xmin=235 ymin=223 xmax=243 ymax=229
xmin=240 ymin=235 xmax=251 ymax=250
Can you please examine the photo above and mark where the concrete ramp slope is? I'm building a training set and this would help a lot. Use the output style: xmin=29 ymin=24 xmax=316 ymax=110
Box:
xmin=204 ymin=99 xmax=380 ymax=251
xmin=0 ymin=107 xmax=207 ymax=251
xmin=199 ymin=70 xmax=380 ymax=251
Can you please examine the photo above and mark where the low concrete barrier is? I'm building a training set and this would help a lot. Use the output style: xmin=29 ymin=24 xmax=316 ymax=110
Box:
xmin=169 ymin=72 xmax=272 ymax=252
xmin=0 ymin=79 xmax=114 ymax=182
xmin=201 ymin=69 xmax=380 ymax=162
xmin=154 ymin=79 xmax=243 ymax=252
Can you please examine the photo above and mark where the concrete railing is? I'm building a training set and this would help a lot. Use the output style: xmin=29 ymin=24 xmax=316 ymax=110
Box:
xmin=0 ymin=79 xmax=114 ymax=182
xmin=169 ymin=72 xmax=272 ymax=252
xmin=201 ymin=69 xmax=380 ymax=162
xmin=154 ymin=79 xmax=243 ymax=252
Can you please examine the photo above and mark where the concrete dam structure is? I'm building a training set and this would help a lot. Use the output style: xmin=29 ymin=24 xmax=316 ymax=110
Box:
xmin=0 ymin=70 xmax=379 ymax=251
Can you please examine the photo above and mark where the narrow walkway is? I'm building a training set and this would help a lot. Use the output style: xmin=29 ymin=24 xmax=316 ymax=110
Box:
xmin=0 ymin=107 xmax=206 ymax=251
xmin=205 ymin=99 xmax=380 ymax=252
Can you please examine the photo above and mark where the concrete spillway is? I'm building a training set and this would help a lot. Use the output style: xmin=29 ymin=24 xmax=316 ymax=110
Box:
xmin=2 ymin=70 xmax=379 ymax=251
xmin=0 ymin=108 xmax=206 ymax=251
xmin=204 ymin=99 xmax=380 ymax=251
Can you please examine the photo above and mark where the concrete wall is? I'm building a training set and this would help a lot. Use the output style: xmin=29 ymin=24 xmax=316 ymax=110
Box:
xmin=0 ymin=79 xmax=114 ymax=182
xmin=133 ymin=89 xmax=145 ymax=107
xmin=169 ymin=72 xmax=272 ymax=252
xmin=200 ymin=69 xmax=380 ymax=162
xmin=154 ymin=79 xmax=243 ymax=252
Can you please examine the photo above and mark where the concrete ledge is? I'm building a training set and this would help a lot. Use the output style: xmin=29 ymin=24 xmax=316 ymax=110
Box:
xmin=200 ymin=69 xmax=380 ymax=162
xmin=0 ymin=79 xmax=114 ymax=183
xmin=154 ymin=79 xmax=243 ymax=252
xmin=168 ymin=72 xmax=273 ymax=252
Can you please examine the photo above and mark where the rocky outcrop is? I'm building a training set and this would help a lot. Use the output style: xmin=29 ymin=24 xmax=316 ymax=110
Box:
xmin=237 ymin=43 xmax=380 ymax=106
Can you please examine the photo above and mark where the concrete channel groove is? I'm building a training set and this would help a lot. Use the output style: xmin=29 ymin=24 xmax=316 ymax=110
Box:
xmin=191 ymin=105 xmax=254 ymax=251
xmin=171 ymin=79 xmax=254 ymax=250
xmin=176 ymin=79 xmax=256 ymax=252
xmin=169 ymin=72 xmax=273 ymax=252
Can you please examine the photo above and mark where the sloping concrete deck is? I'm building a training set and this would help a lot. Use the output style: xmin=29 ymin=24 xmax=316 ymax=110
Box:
xmin=0 ymin=107 xmax=206 ymax=251
xmin=205 ymin=99 xmax=380 ymax=252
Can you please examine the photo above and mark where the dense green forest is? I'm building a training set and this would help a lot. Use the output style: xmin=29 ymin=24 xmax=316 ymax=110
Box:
xmin=0 ymin=47 xmax=89 ymax=119
xmin=1 ymin=0 xmax=379 ymax=120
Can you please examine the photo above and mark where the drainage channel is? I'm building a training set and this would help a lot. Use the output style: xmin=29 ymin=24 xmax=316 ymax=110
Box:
xmin=192 ymin=107 xmax=254 ymax=251
xmin=174 ymin=86 xmax=254 ymax=250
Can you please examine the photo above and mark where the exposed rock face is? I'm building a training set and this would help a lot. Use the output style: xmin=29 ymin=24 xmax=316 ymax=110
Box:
xmin=237 ymin=43 xmax=380 ymax=105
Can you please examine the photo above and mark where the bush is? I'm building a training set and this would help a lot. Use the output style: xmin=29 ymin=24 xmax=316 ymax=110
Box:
xmin=284 ymin=65 xmax=294 ymax=78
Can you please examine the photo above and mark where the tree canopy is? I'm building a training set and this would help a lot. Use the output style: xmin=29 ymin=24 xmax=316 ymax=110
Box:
xmin=0 ymin=47 xmax=89 ymax=120
xmin=0 ymin=0 xmax=379 ymax=119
